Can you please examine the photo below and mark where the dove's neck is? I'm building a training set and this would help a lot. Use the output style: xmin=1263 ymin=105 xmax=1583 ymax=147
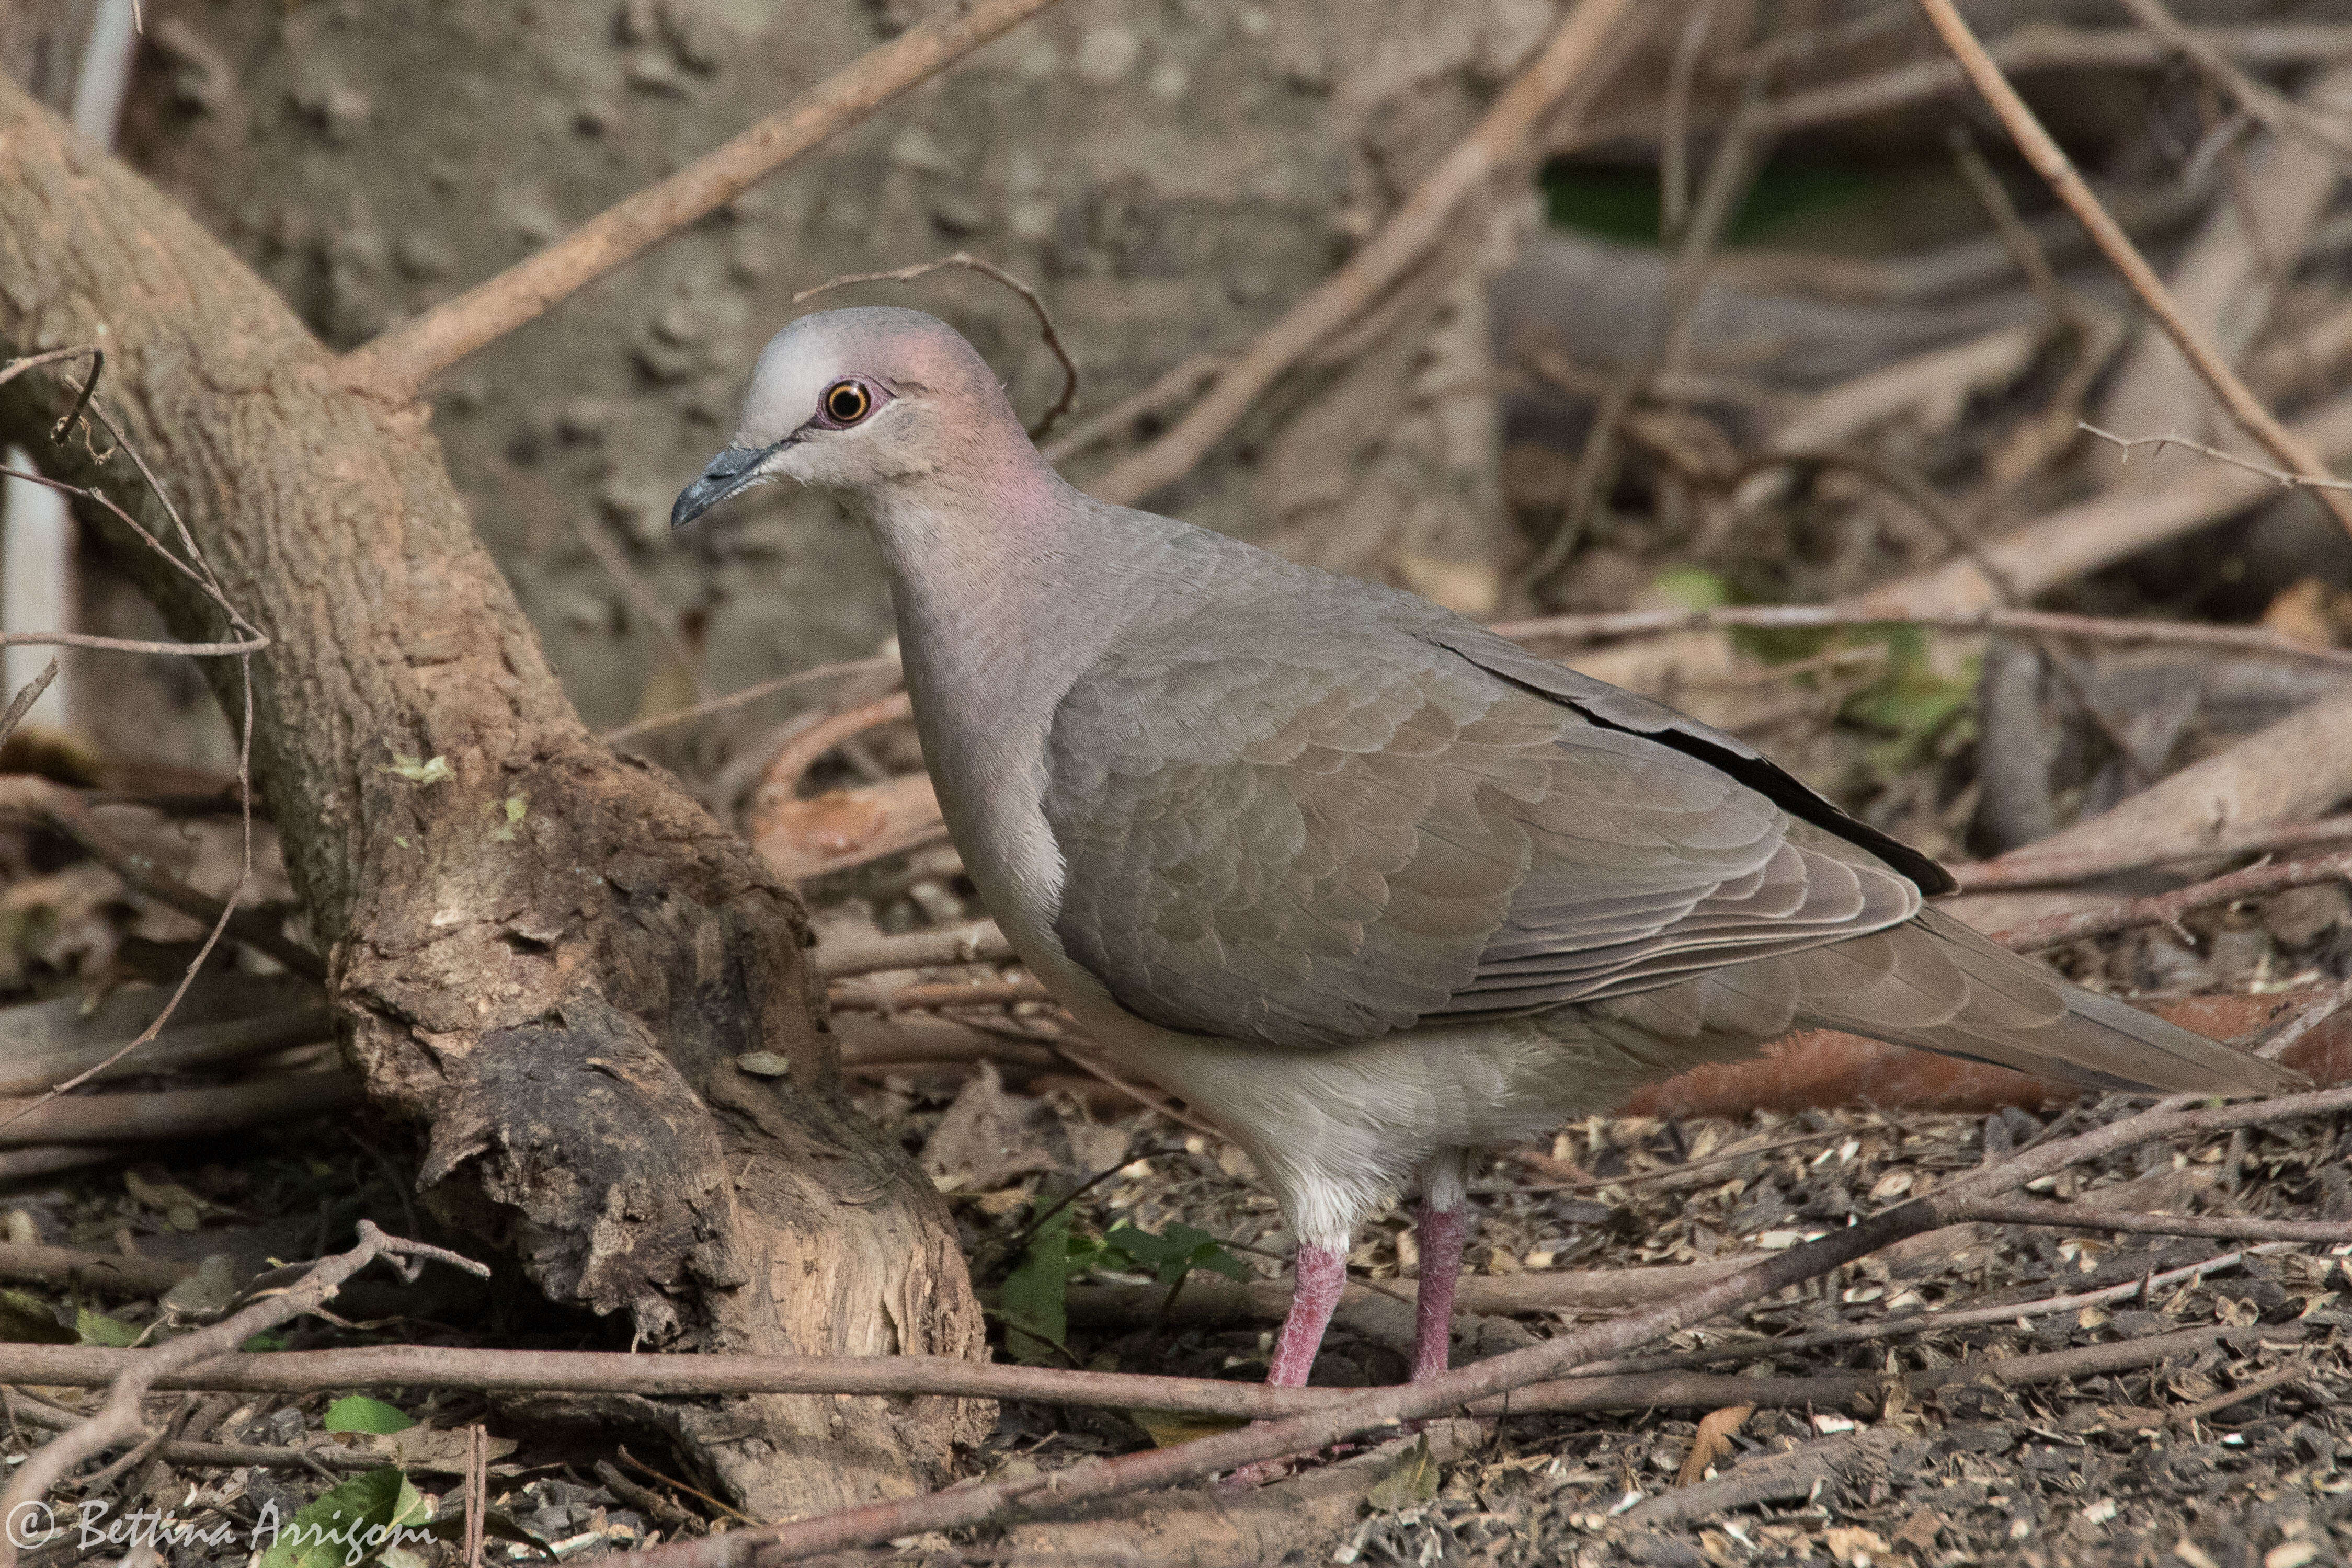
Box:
xmin=853 ymin=466 xmax=1172 ymax=974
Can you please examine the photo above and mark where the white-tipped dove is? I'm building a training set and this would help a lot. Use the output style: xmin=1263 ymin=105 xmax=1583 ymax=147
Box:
xmin=676 ymin=307 xmax=2302 ymax=1391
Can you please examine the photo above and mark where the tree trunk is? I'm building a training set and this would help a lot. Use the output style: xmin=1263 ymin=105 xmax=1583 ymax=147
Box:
xmin=0 ymin=79 xmax=988 ymax=1515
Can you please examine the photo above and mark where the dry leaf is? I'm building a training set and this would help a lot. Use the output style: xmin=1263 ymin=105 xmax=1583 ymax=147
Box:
xmin=751 ymin=772 xmax=945 ymax=881
xmin=1124 ymin=1408 xmax=1246 ymax=1448
xmin=920 ymin=1063 xmax=1068 ymax=1193
xmin=1674 ymin=1402 xmax=1753 ymax=1486
xmin=1825 ymin=1526 xmax=1891 ymax=1565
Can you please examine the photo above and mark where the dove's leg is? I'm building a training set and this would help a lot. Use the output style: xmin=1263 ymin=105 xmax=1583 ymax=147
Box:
xmin=1410 ymin=1150 xmax=1470 ymax=1382
xmin=1264 ymin=1241 xmax=1347 ymax=1386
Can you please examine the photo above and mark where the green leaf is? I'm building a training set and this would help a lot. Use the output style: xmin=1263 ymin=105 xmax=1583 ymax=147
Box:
xmin=258 ymin=1467 xmax=432 ymax=1568
xmin=0 ymin=1288 xmax=71 ymax=1344
xmin=1101 ymin=1223 xmax=1250 ymax=1288
xmin=994 ymin=1195 xmax=1074 ymax=1366
xmin=324 ymin=1395 xmax=416 ymax=1435
xmin=1366 ymin=1434 xmax=1442 ymax=1513
xmin=74 ymin=1307 xmax=141 ymax=1347
xmin=242 ymin=1330 xmax=291 ymax=1353
xmin=1647 ymin=567 xmax=1731 ymax=613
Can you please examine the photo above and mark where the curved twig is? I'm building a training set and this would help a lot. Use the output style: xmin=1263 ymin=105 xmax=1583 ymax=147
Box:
xmin=0 ymin=1222 xmax=485 ymax=1566
xmin=794 ymin=254 xmax=1079 ymax=441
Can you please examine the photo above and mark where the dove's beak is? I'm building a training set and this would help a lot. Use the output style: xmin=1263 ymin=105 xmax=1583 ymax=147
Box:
xmin=671 ymin=443 xmax=769 ymax=529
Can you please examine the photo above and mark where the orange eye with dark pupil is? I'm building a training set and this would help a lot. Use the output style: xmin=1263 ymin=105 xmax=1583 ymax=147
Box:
xmin=824 ymin=381 xmax=872 ymax=424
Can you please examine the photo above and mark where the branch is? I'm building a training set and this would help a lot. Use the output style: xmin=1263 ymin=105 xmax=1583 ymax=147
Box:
xmin=2082 ymin=420 xmax=2352 ymax=490
xmin=1912 ymin=0 xmax=2352 ymax=537
xmin=792 ymin=253 xmax=1079 ymax=441
xmin=1948 ymin=812 xmax=2352 ymax=891
xmin=1746 ymin=23 xmax=2352 ymax=143
xmin=1585 ymin=1245 xmax=2290 ymax=1376
xmin=2110 ymin=0 xmax=2352 ymax=163
xmin=1490 ymin=602 xmax=2352 ymax=670
xmin=1990 ymin=848 xmax=2352 ymax=951
xmin=340 ymin=0 xmax=1072 ymax=399
xmin=0 ymin=1221 xmax=486 ymax=1568
xmin=1089 ymin=0 xmax=1639 ymax=506
xmin=0 ymin=777 xmax=322 ymax=980
xmin=590 ymin=1081 xmax=2352 ymax=1563
xmin=814 ymin=919 xmax=1012 ymax=979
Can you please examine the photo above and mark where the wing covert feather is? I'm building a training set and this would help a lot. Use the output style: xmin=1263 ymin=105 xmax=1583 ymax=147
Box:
xmin=1042 ymin=597 xmax=1922 ymax=1049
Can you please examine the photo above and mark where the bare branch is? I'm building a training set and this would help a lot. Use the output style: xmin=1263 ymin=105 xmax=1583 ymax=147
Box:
xmin=1912 ymin=0 xmax=2352 ymax=536
xmin=1091 ymin=0 xmax=1640 ymax=506
xmin=587 ymin=1081 xmax=2352 ymax=1562
xmin=1491 ymin=602 xmax=2352 ymax=671
xmin=1991 ymin=848 xmax=2352 ymax=951
xmin=0 ymin=1221 xmax=485 ymax=1567
xmin=1949 ymin=814 xmax=2352 ymax=891
xmin=2111 ymin=0 xmax=2352 ymax=164
xmin=341 ymin=0 xmax=1072 ymax=399
xmin=794 ymin=253 xmax=1080 ymax=441
xmin=2082 ymin=420 xmax=2352 ymax=490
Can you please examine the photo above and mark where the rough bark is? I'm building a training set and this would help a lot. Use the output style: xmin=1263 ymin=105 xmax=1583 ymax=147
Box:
xmin=0 ymin=80 xmax=987 ymax=1515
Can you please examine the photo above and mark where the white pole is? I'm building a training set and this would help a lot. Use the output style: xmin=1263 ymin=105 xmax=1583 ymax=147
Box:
xmin=3 ymin=0 xmax=141 ymax=730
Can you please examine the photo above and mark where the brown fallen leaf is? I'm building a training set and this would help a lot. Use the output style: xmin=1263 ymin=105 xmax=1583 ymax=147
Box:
xmin=751 ymin=771 xmax=945 ymax=882
xmin=1673 ymin=1402 xmax=1753 ymax=1487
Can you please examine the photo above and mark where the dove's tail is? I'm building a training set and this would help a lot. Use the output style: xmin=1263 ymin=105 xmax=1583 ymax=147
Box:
xmin=1786 ymin=907 xmax=2303 ymax=1098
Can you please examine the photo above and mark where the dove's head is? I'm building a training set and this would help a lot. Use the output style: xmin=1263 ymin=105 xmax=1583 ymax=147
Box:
xmin=672 ymin=306 xmax=1040 ymax=529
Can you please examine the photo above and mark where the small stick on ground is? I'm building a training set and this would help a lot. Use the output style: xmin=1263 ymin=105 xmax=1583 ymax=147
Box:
xmin=1491 ymin=602 xmax=2352 ymax=671
xmin=0 ymin=1221 xmax=486 ymax=1568
xmin=2113 ymin=0 xmax=2352 ymax=163
xmin=793 ymin=254 xmax=1079 ymax=441
xmin=2081 ymin=420 xmax=2352 ymax=492
xmin=1992 ymin=848 xmax=2352 ymax=951
xmin=341 ymin=0 xmax=1071 ymax=398
xmin=580 ymin=1081 xmax=2352 ymax=1563
xmin=0 ymin=659 xmax=58 ymax=753
xmin=1912 ymin=0 xmax=2352 ymax=537
xmin=1092 ymin=0 xmax=1638 ymax=505
xmin=1948 ymin=814 xmax=2352 ymax=891
xmin=600 ymin=654 xmax=897 ymax=745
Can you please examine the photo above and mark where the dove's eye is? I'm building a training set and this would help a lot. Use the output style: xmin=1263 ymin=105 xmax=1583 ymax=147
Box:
xmin=821 ymin=380 xmax=874 ymax=425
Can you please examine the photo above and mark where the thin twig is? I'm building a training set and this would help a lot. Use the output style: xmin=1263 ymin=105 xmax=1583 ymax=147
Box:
xmin=2248 ymin=971 xmax=2352 ymax=1063
xmin=570 ymin=513 xmax=709 ymax=703
xmin=1991 ymin=848 xmax=2352 ymax=951
xmin=1581 ymin=1246 xmax=2285 ymax=1376
xmin=0 ymin=659 xmax=59 ymax=751
xmin=1092 ymin=0 xmax=1638 ymax=505
xmin=341 ymin=0 xmax=1072 ymax=398
xmin=2113 ymin=0 xmax=2352 ymax=163
xmin=600 ymin=655 xmax=896 ymax=744
xmin=1948 ymin=813 xmax=2352 ymax=890
xmin=1039 ymin=354 xmax=1224 ymax=467
xmin=582 ymin=1081 xmax=2352 ymax=1563
xmin=2081 ymin=420 xmax=2352 ymax=491
xmin=793 ymin=253 xmax=1079 ymax=441
xmin=0 ymin=779 xmax=322 ymax=981
xmin=815 ymin=920 xmax=1012 ymax=979
xmin=1947 ymin=1199 xmax=2352 ymax=1243
xmin=0 ymin=1221 xmax=486 ymax=1568
xmin=1658 ymin=0 xmax=1722 ymax=243
xmin=1491 ymin=602 xmax=2352 ymax=670
xmin=1913 ymin=0 xmax=2352 ymax=536
xmin=2170 ymin=1358 xmax=2314 ymax=1425
xmin=1742 ymin=24 xmax=2352 ymax=145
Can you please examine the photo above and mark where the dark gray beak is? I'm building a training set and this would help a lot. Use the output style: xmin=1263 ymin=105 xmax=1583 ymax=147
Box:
xmin=671 ymin=443 xmax=768 ymax=530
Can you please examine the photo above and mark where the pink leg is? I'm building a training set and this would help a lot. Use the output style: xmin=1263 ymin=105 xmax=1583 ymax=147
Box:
xmin=1410 ymin=1201 xmax=1469 ymax=1382
xmin=1227 ymin=1242 xmax=1349 ymax=1486
xmin=1264 ymin=1241 xmax=1348 ymax=1387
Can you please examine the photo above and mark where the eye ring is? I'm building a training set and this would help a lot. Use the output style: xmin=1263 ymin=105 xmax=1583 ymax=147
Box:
xmin=823 ymin=380 xmax=873 ymax=425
